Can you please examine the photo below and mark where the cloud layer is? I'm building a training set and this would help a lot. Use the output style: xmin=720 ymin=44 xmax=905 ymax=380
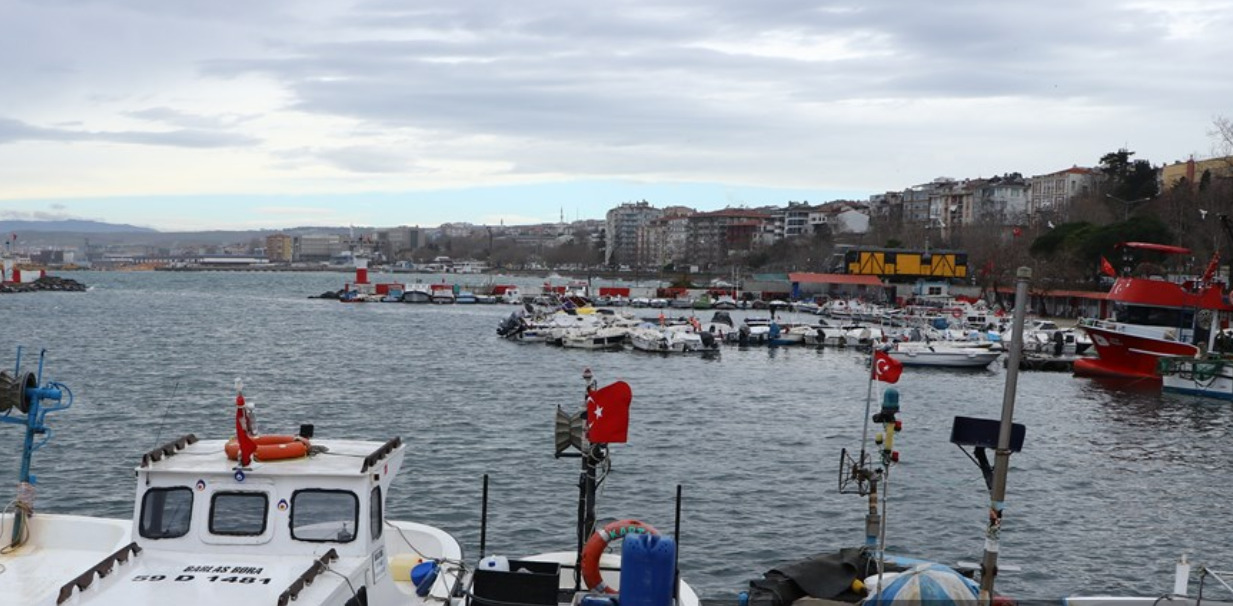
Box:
xmin=3 ymin=0 xmax=1231 ymax=207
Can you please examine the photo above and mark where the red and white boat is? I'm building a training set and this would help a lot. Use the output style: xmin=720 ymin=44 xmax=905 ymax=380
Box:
xmin=1074 ymin=242 xmax=1231 ymax=382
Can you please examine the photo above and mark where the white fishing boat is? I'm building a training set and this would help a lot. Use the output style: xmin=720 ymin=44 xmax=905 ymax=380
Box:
xmin=0 ymin=356 xmax=462 ymax=606
xmin=1064 ymin=556 xmax=1230 ymax=605
xmin=887 ymin=341 xmax=1001 ymax=368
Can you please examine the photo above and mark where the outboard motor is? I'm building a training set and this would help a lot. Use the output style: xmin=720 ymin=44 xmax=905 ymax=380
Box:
xmin=700 ymin=331 xmax=716 ymax=349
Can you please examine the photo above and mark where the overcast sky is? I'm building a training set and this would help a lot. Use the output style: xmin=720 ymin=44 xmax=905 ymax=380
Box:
xmin=2 ymin=0 xmax=1231 ymax=231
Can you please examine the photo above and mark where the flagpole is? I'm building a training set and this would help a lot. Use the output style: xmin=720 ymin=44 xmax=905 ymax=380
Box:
xmin=859 ymin=349 xmax=877 ymax=467
xmin=978 ymin=267 xmax=1030 ymax=603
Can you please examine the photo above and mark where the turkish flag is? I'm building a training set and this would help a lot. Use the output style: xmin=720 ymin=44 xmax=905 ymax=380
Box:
xmin=235 ymin=393 xmax=257 ymax=466
xmin=873 ymin=350 xmax=903 ymax=384
xmin=586 ymin=381 xmax=632 ymax=443
xmin=1100 ymin=256 xmax=1116 ymax=278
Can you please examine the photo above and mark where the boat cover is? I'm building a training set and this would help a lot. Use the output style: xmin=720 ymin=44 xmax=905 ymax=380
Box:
xmin=746 ymin=548 xmax=907 ymax=606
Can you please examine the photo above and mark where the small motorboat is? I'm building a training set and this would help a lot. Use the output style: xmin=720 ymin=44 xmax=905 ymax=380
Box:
xmin=887 ymin=341 xmax=1001 ymax=368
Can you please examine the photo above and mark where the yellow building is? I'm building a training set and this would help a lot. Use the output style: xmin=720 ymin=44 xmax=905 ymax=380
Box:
xmin=266 ymin=234 xmax=293 ymax=263
xmin=1161 ymin=155 xmax=1233 ymax=190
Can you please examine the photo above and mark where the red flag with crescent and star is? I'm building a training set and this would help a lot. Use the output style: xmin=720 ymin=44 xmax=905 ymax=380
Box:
xmin=873 ymin=349 xmax=903 ymax=384
xmin=586 ymin=380 xmax=632 ymax=443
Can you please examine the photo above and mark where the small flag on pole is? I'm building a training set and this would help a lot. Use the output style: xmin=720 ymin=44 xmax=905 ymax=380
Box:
xmin=873 ymin=350 xmax=903 ymax=384
xmin=586 ymin=381 xmax=632 ymax=443
xmin=1100 ymin=256 xmax=1116 ymax=278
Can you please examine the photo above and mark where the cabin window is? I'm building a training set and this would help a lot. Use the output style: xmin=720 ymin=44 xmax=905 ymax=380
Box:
xmin=1114 ymin=303 xmax=1193 ymax=329
xmin=370 ymin=486 xmax=383 ymax=540
xmin=291 ymin=489 xmax=358 ymax=543
xmin=139 ymin=487 xmax=193 ymax=539
xmin=209 ymin=491 xmax=269 ymax=536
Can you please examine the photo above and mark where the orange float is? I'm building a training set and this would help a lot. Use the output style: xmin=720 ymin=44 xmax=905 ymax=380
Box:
xmin=580 ymin=519 xmax=659 ymax=594
xmin=225 ymin=435 xmax=310 ymax=462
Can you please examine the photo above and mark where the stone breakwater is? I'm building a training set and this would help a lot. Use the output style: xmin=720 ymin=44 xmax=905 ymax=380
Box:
xmin=0 ymin=276 xmax=88 ymax=294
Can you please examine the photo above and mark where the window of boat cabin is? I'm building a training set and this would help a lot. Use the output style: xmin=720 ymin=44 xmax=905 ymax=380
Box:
xmin=140 ymin=487 xmax=193 ymax=539
xmin=1113 ymin=303 xmax=1194 ymax=329
xmin=291 ymin=489 xmax=358 ymax=543
xmin=209 ymin=491 xmax=269 ymax=536
xmin=370 ymin=486 xmax=383 ymax=540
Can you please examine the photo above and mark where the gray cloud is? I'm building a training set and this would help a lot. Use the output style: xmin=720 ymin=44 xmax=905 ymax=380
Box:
xmin=0 ymin=117 xmax=259 ymax=148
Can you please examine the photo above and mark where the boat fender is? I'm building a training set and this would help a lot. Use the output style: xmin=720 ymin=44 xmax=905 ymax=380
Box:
xmin=581 ymin=519 xmax=659 ymax=594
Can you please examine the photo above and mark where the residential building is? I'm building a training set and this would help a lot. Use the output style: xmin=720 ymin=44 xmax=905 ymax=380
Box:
xmin=637 ymin=207 xmax=694 ymax=268
xmin=605 ymin=201 xmax=663 ymax=267
xmin=768 ymin=202 xmax=814 ymax=240
xmin=1026 ymin=166 xmax=1098 ymax=224
xmin=972 ymin=174 xmax=1029 ymax=225
xmin=686 ymin=209 xmax=769 ymax=269
xmin=265 ymin=234 xmax=293 ymax=263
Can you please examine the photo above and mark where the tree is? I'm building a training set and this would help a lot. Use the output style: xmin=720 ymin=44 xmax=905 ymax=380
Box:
xmin=1099 ymin=148 xmax=1158 ymax=202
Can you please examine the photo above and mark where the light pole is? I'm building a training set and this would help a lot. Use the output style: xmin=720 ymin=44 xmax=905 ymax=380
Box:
xmin=1106 ymin=194 xmax=1151 ymax=221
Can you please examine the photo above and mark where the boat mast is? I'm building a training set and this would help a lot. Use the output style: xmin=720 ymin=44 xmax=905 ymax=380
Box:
xmin=978 ymin=267 xmax=1030 ymax=601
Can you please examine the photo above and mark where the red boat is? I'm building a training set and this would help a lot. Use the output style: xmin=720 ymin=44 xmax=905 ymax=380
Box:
xmin=1074 ymin=242 xmax=1231 ymax=382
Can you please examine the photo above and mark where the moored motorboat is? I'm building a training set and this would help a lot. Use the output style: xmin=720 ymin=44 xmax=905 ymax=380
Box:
xmin=0 ymin=353 xmax=463 ymax=606
xmin=887 ymin=341 xmax=1001 ymax=368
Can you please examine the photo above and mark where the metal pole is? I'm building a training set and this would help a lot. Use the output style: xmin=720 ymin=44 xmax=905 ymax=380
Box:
xmin=979 ymin=267 xmax=1031 ymax=601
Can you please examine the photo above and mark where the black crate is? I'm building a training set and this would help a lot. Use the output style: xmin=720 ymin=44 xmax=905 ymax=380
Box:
xmin=472 ymin=560 xmax=561 ymax=606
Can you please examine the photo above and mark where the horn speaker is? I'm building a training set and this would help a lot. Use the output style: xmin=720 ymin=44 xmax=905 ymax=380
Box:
xmin=554 ymin=406 xmax=585 ymax=455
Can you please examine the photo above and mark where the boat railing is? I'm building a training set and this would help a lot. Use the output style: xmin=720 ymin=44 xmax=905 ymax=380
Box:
xmin=276 ymin=548 xmax=339 ymax=606
xmin=1078 ymin=317 xmax=1183 ymax=342
xmin=139 ymin=434 xmax=198 ymax=468
xmin=57 ymin=542 xmax=142 ymax=605
xmin=360 ymin=436 xmax=402 ymax=473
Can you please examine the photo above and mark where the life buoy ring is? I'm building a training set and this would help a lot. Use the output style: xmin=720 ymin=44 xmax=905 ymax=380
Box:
xmin=951 ymin=309 xmax=962 ymax=319
xmin=581 ymin=519 xmax=659 ymax=594
xmin=225 ymin=435 xmax=311 ymax=462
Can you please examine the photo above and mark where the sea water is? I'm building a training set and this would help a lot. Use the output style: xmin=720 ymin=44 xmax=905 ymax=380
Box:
xmin=0 ymin=270 xmax=1230 ymax=602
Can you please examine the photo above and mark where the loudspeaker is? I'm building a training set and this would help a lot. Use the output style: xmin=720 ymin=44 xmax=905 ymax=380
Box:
xmin=554 ymin=407 xmax=585 ymax=455
xmin=0 ymin=371 xmax=35 ymax=413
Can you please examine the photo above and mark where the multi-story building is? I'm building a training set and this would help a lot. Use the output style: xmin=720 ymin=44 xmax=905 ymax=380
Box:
xmin=972 ymin=174 xmax=1029 ymax=225
xmin=637 ymin=207 xmax=694 ymax=269
xmin=265 ymin=234 xmax=293 ymax=263
xmin=1160 ymin=155 xmax=1233 ymax=190
xmin=767 ymin=202 xmax=814 ymax=240
xmin=686 ymin=209 xmax=769 ymax=270
xmin=293 ymin=234 xmax=346 ymax=262
xmin=1026 ymin=166 xmax=1098 ymax=224
xmin=375 ymin=226 xmax=421 ymax=261
xmin=605 ymin=201 xmax=663 ymax=267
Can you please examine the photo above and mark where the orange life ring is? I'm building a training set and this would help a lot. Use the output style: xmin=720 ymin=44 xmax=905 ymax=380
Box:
xmin=581 ymin=519 xmax=659 ymax=594
xmin=225 ymin=435 xmax=311 ymax=462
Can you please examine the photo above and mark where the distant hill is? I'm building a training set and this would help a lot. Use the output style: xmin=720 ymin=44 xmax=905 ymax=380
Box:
xmin=0 ymin=219 xmax=158 ymax=234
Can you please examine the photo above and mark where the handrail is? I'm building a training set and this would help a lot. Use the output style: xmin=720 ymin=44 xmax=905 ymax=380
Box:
xmin=57 ymin=542 xmax=142 ymax=604
xmin=140 ymin=434 xmax=198 ymax=468
xmin=277 ymin=549 xmax=339 ymax=606
xmin=360 ymin=436 xmax=402 ymax=473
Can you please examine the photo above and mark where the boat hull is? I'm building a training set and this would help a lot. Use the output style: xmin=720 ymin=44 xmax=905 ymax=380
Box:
xmin=1160 ymin=357 xmax=1233 ymax=400
xmin=1075 ymin=322 xmax=1199 ymax=382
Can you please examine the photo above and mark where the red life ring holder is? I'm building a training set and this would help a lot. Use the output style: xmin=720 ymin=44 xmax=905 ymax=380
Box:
xmin=581 ymin=519 xmax=659 ymax=594
xmin=951 ymin=309 xmax=962 ymax=319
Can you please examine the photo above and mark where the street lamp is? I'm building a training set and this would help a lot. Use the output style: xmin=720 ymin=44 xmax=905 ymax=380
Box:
xmin=1106 ymin=194 xmax=1151 ymax=221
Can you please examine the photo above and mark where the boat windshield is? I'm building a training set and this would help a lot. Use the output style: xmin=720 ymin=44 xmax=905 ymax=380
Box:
xmin=1113 ymin=303 xmax=1194 ymax=329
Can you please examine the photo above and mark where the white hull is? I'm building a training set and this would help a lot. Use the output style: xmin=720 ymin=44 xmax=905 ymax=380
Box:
xmin=889 ymin=345 xmax=1001 ymax=368
xmin=1160 ymin=357 xmax=1233 ymax=400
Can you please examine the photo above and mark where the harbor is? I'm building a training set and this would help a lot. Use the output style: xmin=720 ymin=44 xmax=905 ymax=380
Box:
xmin=0 ymin=270 xmax=1229 ymax=603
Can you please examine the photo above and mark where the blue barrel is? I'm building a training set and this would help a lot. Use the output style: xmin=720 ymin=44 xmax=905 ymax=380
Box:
xmin=620 ymin=533 xmax=676 ymax=606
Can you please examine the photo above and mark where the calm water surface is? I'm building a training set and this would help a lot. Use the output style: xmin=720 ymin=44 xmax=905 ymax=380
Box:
xmin=1 ymin=271 xmax=1231 ymax=601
